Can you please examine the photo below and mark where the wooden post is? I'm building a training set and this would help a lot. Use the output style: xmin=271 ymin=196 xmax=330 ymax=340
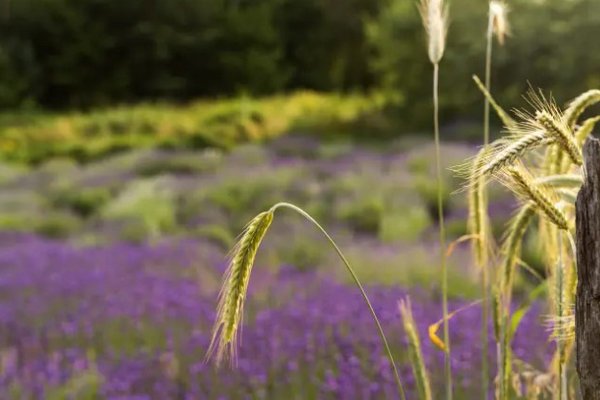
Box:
xmin=576 ymin=136 xmax=600 ymax=399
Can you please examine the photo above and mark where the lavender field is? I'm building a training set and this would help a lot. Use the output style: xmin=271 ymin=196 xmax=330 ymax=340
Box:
xmin=0 ymin=136 xmax=554 ymax=398
xmin=0 ymin=0 xmax=597 ymax=398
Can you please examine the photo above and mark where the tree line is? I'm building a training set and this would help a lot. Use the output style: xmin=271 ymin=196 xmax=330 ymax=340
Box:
xmin=0 ymin=0 xmax=598 ymax=128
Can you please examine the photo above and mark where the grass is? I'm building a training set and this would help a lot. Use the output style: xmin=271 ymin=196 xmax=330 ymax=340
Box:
xmin=0 ymin=91 xmax=391 ymax=164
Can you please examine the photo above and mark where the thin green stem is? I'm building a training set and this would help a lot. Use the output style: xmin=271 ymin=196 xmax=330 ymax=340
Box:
xmin=557 ymin=231 xmax=566 ymax=400
xmin=481 ymin=263 xmax=490 ymax=399
xmin=481 ymin=9 xmax=494 ymax=398
xmin=433 ymin=63 xmax=452 ymax=400
xmin=484 ymin=13 xmax=493 ymax=147
xmin=499 ymin=304 xmax=508 ymax=400
xmin=271 ymin=202 xmax=407 ymax=400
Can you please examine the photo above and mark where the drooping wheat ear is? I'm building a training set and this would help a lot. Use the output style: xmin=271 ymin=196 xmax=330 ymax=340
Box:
xmin=473 ymin=75 xmax=517 ymax=130
xmin=399 ymin=298 xmax=433 ymax=400
xmin=468 ymin=147 xmax=490 ymax=267
xmin=418 ymin=0 xmax=449 ymax=65
xmin=503 ymin=166 xmax=569 ymax=230
xmin=480 ymin=131 xmax=549 ymax=176
xmin=490 ymin=1 xmax=509 ymax=46
xmin=563 ymin=89 xmax=600 ymax=128
xmin=208 ymin=202 xmax=407 ymax=399
xmin=575 ymin=116 xmax=600 ymax=145
xmin=207 ymin=210 xmax=274 ymax=366
xmin=535 ymin=111 xmax=582 ymax=166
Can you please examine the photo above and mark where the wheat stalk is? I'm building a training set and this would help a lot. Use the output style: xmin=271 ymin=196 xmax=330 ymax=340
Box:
xmin=399 ymin=298 xmax=433 ymax=400
xmin=207 ymin=202 xmax=407 ymax=399
xmin=469 ymin=146 xmax=493 ymax=396
xmin=553 ymin=231 xmax=568 ymax=400
xmin=418 ymin=0 xmax=452 ymax=397
xmin=468 ymin=147 xmax=491 ymax=267
xmin=498 ymin=203 xmax=536 ymax=314
xmin=473 ymin=75 xmax=517 ymax=130
xmin=480 ymin=5 xmax=508 ymax=390
xmin=495 ymin=204 xmax=535 ymax=400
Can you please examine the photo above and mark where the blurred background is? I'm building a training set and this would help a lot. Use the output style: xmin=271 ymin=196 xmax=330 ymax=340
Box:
xmin=0 ymin=0 xmax=597 ymax=398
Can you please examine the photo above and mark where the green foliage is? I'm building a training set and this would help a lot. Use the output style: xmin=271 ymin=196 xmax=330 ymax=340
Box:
xmin=135 ymin=150 xmax=223 ymax=177
xmin=367 ymin=0 xmax=600 ymax=129
xmin=379 ymin=206 xmax=430 ymax=243
xmin=101 ymin=178 xmax=177 ymax=239
xmin=50 ymin=186 xmax=112 ymax=217
xmin=35 ymin=212 xmax=82 ymax=239
xmin=0 ymin=0 xmax=380 ymax=109
xmin=270 ymin=227 xmax=330 ymax=272
xmin=338 ymin=196 xmax=384 ymax=234
xmin=45 ymin=369 xmax=102 ymax=400
xmin=0 ymin=212 xmax=35 ymax=231
xmin=0 ymin=92 xmax=387 ymax=164
xmin=344 ymin=243 xmax=479 ymax=299
xmin=0 ymin=0 xmax=596 ymax=136
xmin=413 ymin=175 xmax=451 ymax=221
xmin=193 ymin=224 xmax=236 ymax=250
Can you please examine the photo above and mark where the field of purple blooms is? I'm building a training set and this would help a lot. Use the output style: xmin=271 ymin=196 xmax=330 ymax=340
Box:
xmin=0 ymin=136 xmax=554 ymax=398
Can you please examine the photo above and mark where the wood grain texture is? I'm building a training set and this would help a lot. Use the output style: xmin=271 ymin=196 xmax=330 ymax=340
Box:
xmin=576 ymin=136 xmax=600 ymax=399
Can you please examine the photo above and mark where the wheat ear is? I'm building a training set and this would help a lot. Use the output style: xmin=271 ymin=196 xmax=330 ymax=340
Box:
xmin=504 ymin=166 xmax=569 ymax=230
xmin=536 ymin=111 xmax=582 ymax=166
xmin=482 ymin=131 xmax=549 ymax=176
xmin=207 ymin=210 xmax=274 ymax=366
xmin=563 ymin=89 xmax=600 ymax=128
xmin=490 ymin=1 xmax=509 ymax=46
xmin=399 ymin=298 xmax=433 ymax=400
xmin=418 ymin=0 xmax=448 ymax=65
xmin=207 ymin=203 xmax=407 ymax=399
xmin=555 ymin=115 xmax=600 ymax=175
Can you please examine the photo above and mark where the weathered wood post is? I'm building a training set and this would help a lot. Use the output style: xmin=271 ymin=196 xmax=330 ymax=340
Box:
xmin=576 ymin=136 xmax=600 ymax=399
